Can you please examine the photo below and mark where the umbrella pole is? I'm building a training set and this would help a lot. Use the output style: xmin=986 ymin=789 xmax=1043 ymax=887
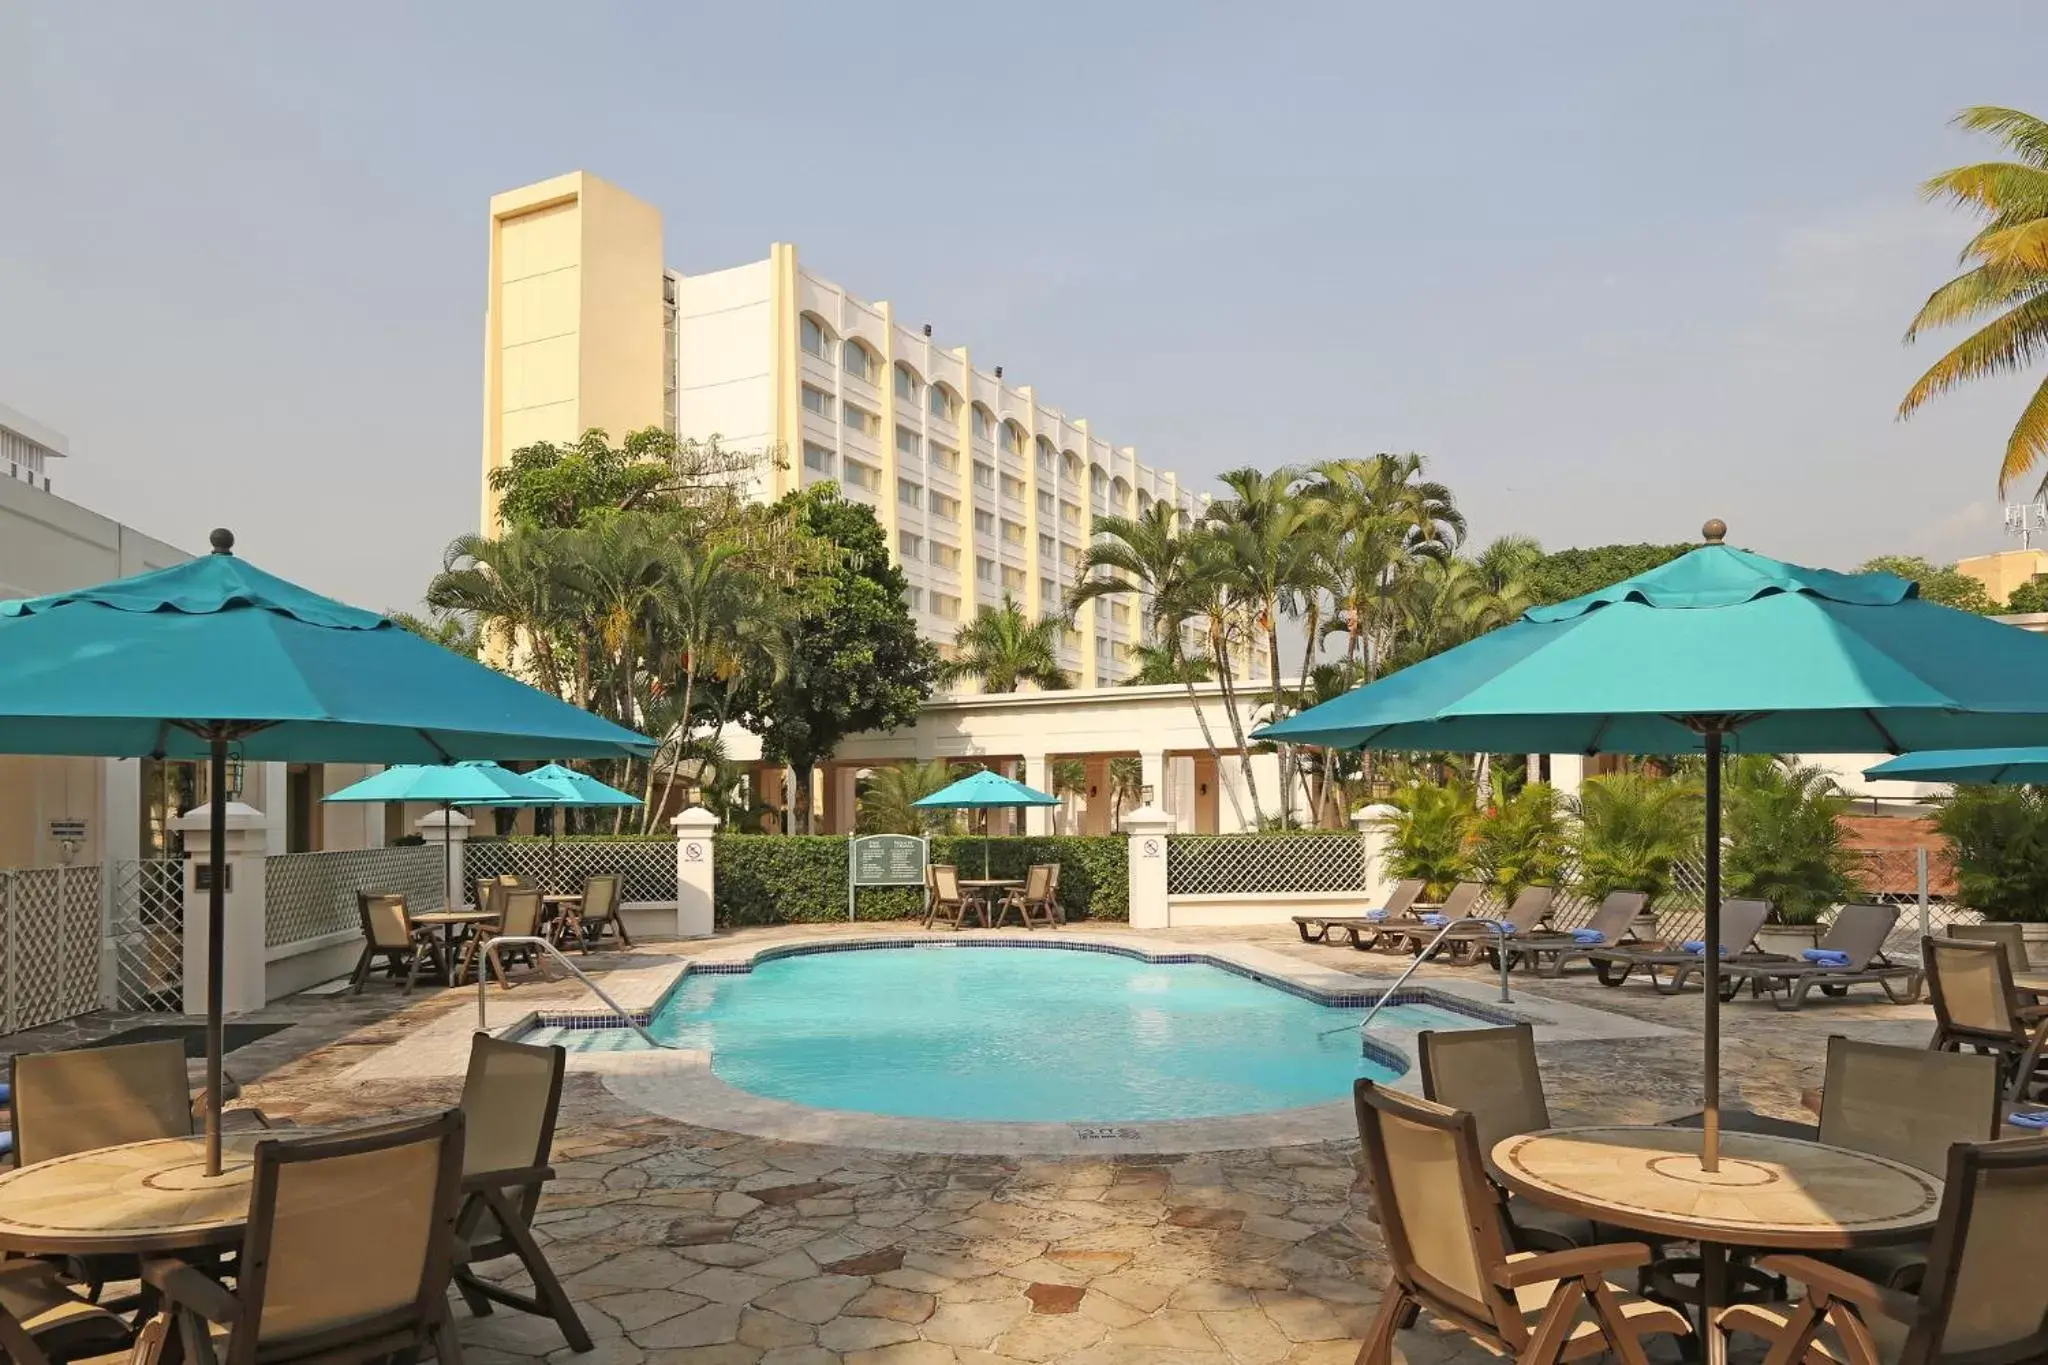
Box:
xmin=1702 ymin=727 xmax=1723 ymax=1173
xmin=204 ymin=736 xmax=226 ymax=1178
xmin=984 ymin=810 xmax=991 ymax=879
xmin=553 ymin=805 xmax=562 ymax=895
xmin=442 ymin=802 xmax=453 ymax=907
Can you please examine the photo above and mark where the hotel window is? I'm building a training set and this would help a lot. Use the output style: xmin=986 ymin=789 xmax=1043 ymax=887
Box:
xmin=976 ymin=556 xmax=997 ymax=584
xmin=973 ymin=509 xmax=996 ymax=536
xmin=895 ymin=425 xmax=921 ymax=458
xmin=1096 ymin=635 xmax=1111 ymax=661
xmin=1036 ymin=438 xmax=1057 ymax=477
xmin=1110 ymin=602 xmax=1132 ymax=626
xmin=1060 ymin=501 xmax=1081 ymax=527
xmin=929 ymin=385 xmax=959 ymax=422
xmin=929 ymin=493 xmax=959 ymax=520
xmin=843 ymin=340 xmax=878 ymax=384
xmin=972 ymin=462 xmax=995 ymax=491
xmin=1036 ymin=490 xmax=1054 ymax=517
xmin=1002 ymin=422 xmax=1026 ymax=457
xmin=894 ymin=364 xmax=921 ymax=403
xmin=932 ymin=592 xmax=960 ymax=620
xmin=931 ymin=543 xmax=960 ymax=569
xmin=898 ymin=531 xmax=923 ymax=560
xmin=1041 ymin=577 xmax=1058 ymax=606
xmin=801 ymin=384 xmax=834 ymax=420
xmin=903 ymin=586 xmax=923 ymax=612
xmin=972 ymin=407 xmax=995 ymax=442
xmin=930 ymin=444 xmax=959 ymax=472
xmin=844 ymin=459 xmax=880 ymax=491
xmin=843 ymin=402 xmax=879 ymax=437
xmin=1002 ymin=565 xmax=1026 ymax=594
xmin=800 ymin=315 xmax=831 ymax=360
xmin=1063 ymin=544 xmax=1086 ymax=571
xmin=1038 ymin=533 xmax=1056 ymax=558
xmin=897 ymin=478 xmax=923 ymax=509
xmin=1063 ymin=627 xmax=1083 ymax=650
xmin=1090 ymin=466 xmax=1109 ymax=496
xmin=802 ymin=442 xmax=836 ymax=475
xmin=1000 ymin=473 xmax=1026 ymax=501
xmin=1001 ymin=520 xmax=1025 ymax=547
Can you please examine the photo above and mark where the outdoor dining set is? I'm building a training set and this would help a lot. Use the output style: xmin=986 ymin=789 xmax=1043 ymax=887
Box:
xmin=920 ymin=861 xmax=1064 ymax=930
xmin=350 ymin=872 xmax=632 ymax=995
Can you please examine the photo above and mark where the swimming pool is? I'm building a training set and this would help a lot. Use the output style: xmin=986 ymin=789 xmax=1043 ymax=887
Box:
xmin=523 ymin=943 xmax=1494 ymax=1123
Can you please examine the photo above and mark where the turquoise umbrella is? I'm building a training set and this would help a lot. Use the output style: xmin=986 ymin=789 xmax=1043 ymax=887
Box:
xmin=522 ymin=763 xmax=643 ymax=891
xmin=914 ymin=768 xmax=1060 ymax=877
xmin=323 ymin=761 xmax=560 ymax=896
xmin=0 ymin=531 xmax=651 ymax=1174
xmin=1864 ymin=749 xmax=2048 ymax=784
xmin=1259 ymin=521 xmax=2048 ymax=1172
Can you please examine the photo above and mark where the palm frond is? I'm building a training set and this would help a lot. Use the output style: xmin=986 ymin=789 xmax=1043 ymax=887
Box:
xmin=1902 ymin=264 xmax=2048 ymax=341
xmin=1952 ymin=106 xmax=2048 ymax=170
xmin=1899 ymin=294 xmax=2048 ymax=425
xmin=1921 ymin=162 xmax=2048 ymax=226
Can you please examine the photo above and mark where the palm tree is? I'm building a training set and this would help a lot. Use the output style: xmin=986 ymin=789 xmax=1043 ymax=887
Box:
xmin=1049 ymin=758 xmax=1087 ymax=834
xmin=1121 ymin=641 xmax=1212 ymax=685
xmin=1568 ymin=771 xmax=1703 ymax=909
xmin=938 ymin=597 xmax=1071 ymax=692
xmin=857 ymin=760 xmax=956 ymax=835
xmin=1108 ymin=756 xmax=1144 ymax=830
xmin=1901 ymin=107 xmax=2048 ymax=493
xmin=427 ymin=526 xmax=572 ymax=698
xmin=385 ymin=609 xmax=480 ymax=658
xmin=1303 ymin=454 xmax=1465 ymax=675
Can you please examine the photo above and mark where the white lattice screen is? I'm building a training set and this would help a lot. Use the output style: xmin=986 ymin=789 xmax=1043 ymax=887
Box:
xmin=109 ymin=859 xmax=184 ymax=1011
xmin=1167 ymin=835 xmax=1370 ymax=896
xmin=264 ymin=847 xmax=444 ymax=949
xmin=0 ymin=866 xmax=105 ymax=1033
xmin=463 ymin=841 xmax=676 ymax=904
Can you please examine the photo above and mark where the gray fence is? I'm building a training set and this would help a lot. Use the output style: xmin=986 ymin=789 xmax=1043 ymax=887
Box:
xmin=0 ymin=866 xmax=104 ymax=1033
xmin=464 ymin=841 xmax=676 ymax=904
xmin=264 ymin=846 xmax=445 ymax=949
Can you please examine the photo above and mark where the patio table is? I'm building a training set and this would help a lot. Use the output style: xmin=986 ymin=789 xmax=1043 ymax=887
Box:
xmin=2012 ymin=968 xmax=2048 ymax=995
xmin=413 ymin=909 xmax=497 ymax=980
xmin=1492 ymin=1125 xmax=1942 ymax=1365
xmin=0 ymin=1133 xmax=273 ymax=1256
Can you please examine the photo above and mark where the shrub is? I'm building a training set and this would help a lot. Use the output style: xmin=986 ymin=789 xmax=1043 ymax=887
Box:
xmin=1934 ymin=785 xmax=2048 ymax=922
xmin=1721 ymin=756 xmax=1857 ymax=924
xmin=1471 ymin=782 xmax=1565 ymax=900
xmin=1370 ymin=781 xmax=1475 ymax=899
xmin=712 ymin=834 xmax=1127 ymax=927
xmin=1569 ymin=772 xmax=1701 ymax=908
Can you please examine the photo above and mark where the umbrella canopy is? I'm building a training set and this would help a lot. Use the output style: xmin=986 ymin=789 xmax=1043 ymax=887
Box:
xmin=524 ymin=762 xmax=643 ymax=807
xmin=1258 ymin=521 xmax=2048 ymax=1172
xmin=0 ymin=531 xmax=651 ymax=1176
xmin=1864 ymin=749 xmax=2048 ymax=784
xmin=914 ymin=769 xmax=1060 ymax=879
xmin=320 ymin=761 xmax=561 ymax=806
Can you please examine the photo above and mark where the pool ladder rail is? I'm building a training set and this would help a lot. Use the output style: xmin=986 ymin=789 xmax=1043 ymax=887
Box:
xmin=1318 ymin=914 xmax=1514 ymax=1041
xmin=475 ymin=935 xmax=679 ymax=1050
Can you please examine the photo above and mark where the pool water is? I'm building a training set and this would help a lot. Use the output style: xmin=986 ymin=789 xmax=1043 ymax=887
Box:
xmin=529 ymin=946 xmax=1486 ymax=1123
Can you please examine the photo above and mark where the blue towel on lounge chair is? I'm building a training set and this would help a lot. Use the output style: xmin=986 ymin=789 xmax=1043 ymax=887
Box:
xmin=1571 ymin=928 xmax=1607 ymax=945
xmin=1802 ymin=948 xmax=1853 ymax=967
xmin=1680 ymin=940 xmax=1729 ymax=957
xmin=1419 ymin=913 xmax=1449 ymax=928
xmin=2008 ymin=1109 xmax=2048 ymax=1130
xmin=1361 ymin=909 xmax=1389 ymax=922
xmin=1480 ymin=919 xmax=1517 ymax=936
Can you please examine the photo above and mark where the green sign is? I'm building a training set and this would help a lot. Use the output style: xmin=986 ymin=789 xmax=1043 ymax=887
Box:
xmin=850 ymin=834 xmax=927 ymax=887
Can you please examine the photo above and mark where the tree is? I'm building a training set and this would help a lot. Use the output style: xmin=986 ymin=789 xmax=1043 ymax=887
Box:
xmin=488 ymin=426 xmax=764 ymax=532
xmin=385 ymin=609 xmax=480 ymax=658
xmin=1369 ymin=781 xmax=1476 ymax=899
xmin=2008 ymin=577 xmax=2048 ymax=613
xmin=1107 ymin=756 xmax=1144 ymax=830
xmin=1525 ymin=544 xmax=1689 ymax=605
xmin=1854 ymin=555 xmax=2000 ymax=614
xmin=1121 ymin=641 xmax=1212 ymax=686
xmin=1721 ymin=756 xmax=1858 ymax=925
xmin=856 ymin=761 xmax=956 ymax=835
xmin=1935 ymin=784 xmax=2048 ymax=921
xmin=938 ymin=598 xmax=1071 ymax=692
xmin=1568 ymin=772 xmax=1702 ymax=909
xmin=1899 ymin=107 xmax=2048 ymax=494
xmin=730 ymin=487 xmax=936 ymax=832
xmin=1470 ymin=782 xmax=1566 ymax=901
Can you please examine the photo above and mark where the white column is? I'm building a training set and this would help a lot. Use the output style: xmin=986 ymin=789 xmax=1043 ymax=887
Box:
xmin=672 ymin=806 xmax=719 ymax=939
xmin=259 ymin=762 xmax=289 ymax=853
xmin=176 ymin=800 xmax=268 ymax=1019
xmin=1140 ymin=750 xmax=1166 ymax=808
xmin=1023 ymin=754 xmax=1051 ymax=835
xmin=1124 ymin=803 xmax=1173 ymax=930
xmin=414 ymin=808 xmax=472 ymax=910
xmin=1549 ymin=754 xmax=1586 ymax=800
xmin=1354 ymin=803 xmax=1399 ymax=907
xmin=98 ymin=758 xmax=141 ymax=1008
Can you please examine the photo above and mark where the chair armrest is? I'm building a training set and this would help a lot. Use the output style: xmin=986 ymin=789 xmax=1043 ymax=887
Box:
xmin=1492 ymin=1242 xmax=1653 ymax=1288
xmin=141 ymin=1258 xmax=243 ymax=1324
xmin=461 ymin=1163 xmax=554 ymax=1193
xmin=2016 ymin=1003 xmax=2048 ymax=1022
xmin=1752 ymin=1255 xmax=1914 ymax=1321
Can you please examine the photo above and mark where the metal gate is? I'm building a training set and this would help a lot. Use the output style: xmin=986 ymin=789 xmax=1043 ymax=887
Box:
xmin=109 ymin=859 xmax=184 ymax=1013
xmin=0 ymin=866 xmax=107 ymax=1033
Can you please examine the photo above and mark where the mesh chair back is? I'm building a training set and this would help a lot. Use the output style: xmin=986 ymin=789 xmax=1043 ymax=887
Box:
xmin=1817 ymin=1037 xmax=2000 ymax=1175
xmin=474 ymin=879 xmax=501 ymax=920
xmin=1586 ymin=890 xmax=1649 ymax=941
xmin=1438 ymin=882 xmax=1485 ymax=919
xmin=499 ymin=888 xmax=542 ymax=939
xmin=358 ymin=893 xmax=412 ymax=951
xmin=1818 ymin=903 xmax=1900 ymax=969
xmin=459 ymin=1035 xmax=565 ymax=1184
xmin=1714 ymin=898 xmax=1773 ymax=953
xmin=1914 ymin=1138 xmax=2048 ymax=1362
xmin=1926 ymin=938 xmax=2019 ymax=1039
xmin=1022 ymin=864 xmax=1053 ymax=902
xmin=1500 ymin=884 xmax=1555 ymax=931
xmin=1382 ymin=879 xmax=1424 ymax=917
xmin=581 ymin=875 xmax=620 ymax=922
xmin=11 ymin=1040 xmax=191 ymax=1167
xmin=1949 ymin=922 xmax=2030 ymax=972
xmin=933 ymin=865 xmax=962 ymax=903
xmin=1417 ymin=1024 xmax=1549 ymax=1156
xmin=240 ymin=1112 xmax=463 ymax=1354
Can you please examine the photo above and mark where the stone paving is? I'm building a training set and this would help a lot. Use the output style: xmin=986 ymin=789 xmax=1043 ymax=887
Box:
xmin=0 ymin=921 xmax=1946 ymax=1364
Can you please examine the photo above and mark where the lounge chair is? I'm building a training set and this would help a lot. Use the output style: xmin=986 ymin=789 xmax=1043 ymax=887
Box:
xmin=451 ymin=1035 xmax=591 ymax=1352
xmin=1503 ymin=891 xmax=1650 ymax=977
xmin=1947 ymin=921 xmax=2031 ymax=971
xmin=1465 ymin=885 xmax=1560 ymax=968
xmin=1718 ymin=904 xmax=1922 ymax=1010
xmin=1586 ymin=897 xmax=1775 ymax=994
xmin=350 ymin=891 xmax=445 ymax=993
xmin=460 ymin=885 xmax=545 ymax=988
xmin=556 ymin=873 xmax=629 ymax=953
xmin=137 ymin=1111 xmax=470 ymax=1365
xmin=994 ymin=864 xmax=1058 ymax=929
xmin=1713 ymin=1135 xmax=2048 ymax=1365
xmin=1351 ymin=1079 xmax=1690 ymax=1365
xmin=1417 ymin=1024 xmax=1598 ymax=1254
xmin=924 ymin=864 xmax=986 ymax=930
xmin=1380 ymin=881 xmax=1490 ymax=956
xmin=1291 ymin=879 xmax=1424 ymax=947
xmin=1923 ymin=936 xmax=2048 ymax=1102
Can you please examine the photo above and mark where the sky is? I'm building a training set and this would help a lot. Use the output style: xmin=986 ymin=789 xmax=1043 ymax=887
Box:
xmin=4 ymin=2 xmax=2045 ymax=612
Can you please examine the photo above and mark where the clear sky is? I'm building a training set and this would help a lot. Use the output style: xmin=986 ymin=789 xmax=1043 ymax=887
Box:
xmin=5 ymin=2 xmax=2044 ymax=610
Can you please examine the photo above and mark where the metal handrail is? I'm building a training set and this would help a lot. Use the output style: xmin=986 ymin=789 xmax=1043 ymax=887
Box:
xmin=1320 ymin=914 xmax=1515 ymax=1040
xmin=475 ymin=935 xmax=675 ymax=1050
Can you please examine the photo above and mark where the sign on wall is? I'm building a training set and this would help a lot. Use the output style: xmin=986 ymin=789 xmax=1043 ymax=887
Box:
xmin=848 ymin=834 xmax=928 ymax=921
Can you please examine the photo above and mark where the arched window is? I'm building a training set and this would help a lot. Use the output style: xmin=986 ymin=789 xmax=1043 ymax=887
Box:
xmin=1062 ymin=451 xmax=1083 ymax=484
xmin=1137 ymin=489 xmax=1155 ymax=514
xmin=893 ymin=363 xmax=922 ymax=404
xmin=843 ymin=339 xmax=878 ymax=385
xmin=1111 ymin=475 xmax=1132 ymax=510
xmin=928 ymin=383 xmax=960 ymax=422
xmin=1090 ymin=464 xmax=1109 ymax=496
xmin=800 ymin=314 xmax=834 ymax=360
xmin=1002 ymin=420 xmax=1028 ymax=457
xmin=1035 ymin=437 xmax=1058 ymax=477
xmin=971 ymin=404 xmax=996 ymax=443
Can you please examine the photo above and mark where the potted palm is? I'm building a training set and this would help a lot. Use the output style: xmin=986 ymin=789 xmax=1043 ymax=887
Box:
xmin=1368 ymin=780 xmax=1476 ymax=901
xmin=1934 ymin=784 xmax=2048 ymax=960
xmin=1722 ymin=757 xmax=1859 ymax=956
xmin=1567 ymin=772 xmax=1701 ymax=938
xmin=1471 ymin=782 xmax=1566 ymax=902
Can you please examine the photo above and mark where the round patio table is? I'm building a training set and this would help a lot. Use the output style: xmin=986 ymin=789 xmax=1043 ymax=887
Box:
xmin=1492 ymin=1126 xmax=1942 ymax=1365
xmin=413 ymin=909 xmax=497 ymax=981
xmin=0 ymin=1133 xmax=271 ymax=1256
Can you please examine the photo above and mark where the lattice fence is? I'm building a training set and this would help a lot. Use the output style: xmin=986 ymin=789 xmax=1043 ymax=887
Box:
xmin=1167 ymin=834 xmax=1370 ymax=897
xmin=0 ymin=866 xmax=105 ymax=1033
xmin=464 ymin=841 xmax=677 ymax=905
xmin=109 ymin=859 xmax=183 ymax=1012
xmin=265 ymin=847 xmax=444 ymax=949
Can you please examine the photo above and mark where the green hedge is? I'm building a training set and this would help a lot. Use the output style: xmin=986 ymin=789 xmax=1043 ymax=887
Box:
xmin=713 ymin=834 xmax=1128 ymax=927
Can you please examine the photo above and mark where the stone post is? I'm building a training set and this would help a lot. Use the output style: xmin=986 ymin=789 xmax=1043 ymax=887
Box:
xmin=414 ymin=808 xmax=472 ymax=910
xmin=1123 ymin=803 xmax=1174 ymax=930
xmin=1354 ymin=803 xmax=1399 ymax=907
xmin=176 ymin=801 xmax=268 ymax=1019
xmin=1023 ymin=754 xmax=1051 ymax=835
xmin=672 ymin=806 xmax=719 ymax=939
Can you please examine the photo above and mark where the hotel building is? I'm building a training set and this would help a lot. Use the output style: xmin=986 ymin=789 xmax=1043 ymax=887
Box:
xmin=480 ymin=171 xmax=1218 ymax=686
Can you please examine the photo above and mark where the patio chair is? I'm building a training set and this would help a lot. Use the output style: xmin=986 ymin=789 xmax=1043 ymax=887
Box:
xmin=1351 ymin=1079 xmax=1690 ymax=1365
xmin=451 ymin=1035 xmax=591 ymax=1353
xmin=1504 ymin=891 xmax=1651 ymax=977
xmin=1417 ymin=1024 xmax=1597 ymax=1254
xmin=924 ymin=864 xmax=986 ymax=930
xmin=474 ymin=877 xmax=501 ymax=919
xmin=460 ymin=885 xmax=546 ymax=989
xmin=1713 ymin=1135 xmax=2048 ymax=1365
xmin=1585 ymin=897 xmax=1775 ymax=994
xmin=137 ymin=1110 xmax=469 ymax=1365
xmin=349 ymin=891 xmax=444 ymax=994
xmin=994 ymin=864 xmax=1058 ymax=929
xmin=1924 ymin=936 xmax=2048 ymax=1103
xmin=1292 ymin=879 xmax=1424 ymax=948
xmin=1042 ymin=861 xmax=1064 ymax=924
xmin=1947 ymin=922 xmax=2031 ymax=972
xmin=1717 ymin=904 xmax=1922 ymax=1010
xmin=1381 ymin=881 xmax=1490 ymax=956
xmin=0 ymin=1261 xmax=137 ymax=1365
xmin=556 ymin=874 xmax=629 ymax=954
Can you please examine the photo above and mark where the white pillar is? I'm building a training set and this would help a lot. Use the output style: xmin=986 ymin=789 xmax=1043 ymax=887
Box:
xmin=1549 ymin=754 xmax=1586 ymax=800
xmin=414 ymin=809 xmax=472 ymax=910
xmin=1140 ymin=750 xmax=1167 ymax=808
xmin=1023 ymin=754 xmax=1051 ymax=835
xmin=672 ymin=806 xmax=719 ymax=939
xmin=1354 ymin=802 xmax=1400 ymax=907
xmin=176 ymin=800 xmax=268 ymax=1019
xmin=1124 ymin=803 xmax=1173 ymax=930
xmin=98 ymin=758 xmax=141 ymax=1008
